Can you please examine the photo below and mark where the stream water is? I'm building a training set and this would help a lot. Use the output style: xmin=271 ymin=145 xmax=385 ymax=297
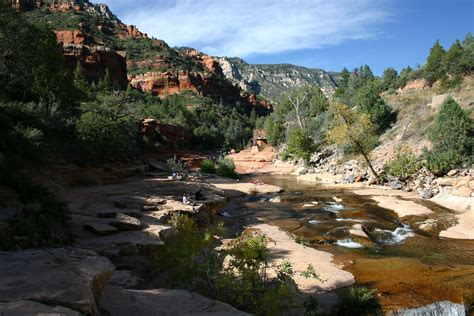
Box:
xmin=244 ymin=175 xmax=474 ymax=313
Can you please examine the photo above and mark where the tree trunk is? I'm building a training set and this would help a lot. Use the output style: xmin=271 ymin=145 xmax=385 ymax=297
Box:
xmin=355 ymin=141 xmax=380 ymax=182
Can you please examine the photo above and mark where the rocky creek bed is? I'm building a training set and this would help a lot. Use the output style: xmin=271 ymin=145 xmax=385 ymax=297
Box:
xmin=235 ymin=174 xmax=474 ymax=314
xmin=0 ymin=163 xmax=472 ymax=315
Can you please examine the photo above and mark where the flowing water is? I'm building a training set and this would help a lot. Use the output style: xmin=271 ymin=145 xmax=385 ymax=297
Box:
xmin=243 ymin=175 xmax=474 ymax=313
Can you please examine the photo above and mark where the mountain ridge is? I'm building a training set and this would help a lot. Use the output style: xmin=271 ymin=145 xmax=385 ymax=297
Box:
xmin=12 ymin=0 xmax=338 ymax=106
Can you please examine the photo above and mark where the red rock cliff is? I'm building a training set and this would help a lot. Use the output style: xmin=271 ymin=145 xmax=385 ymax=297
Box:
xmin=130 ymin=53 xmax=273 ymax=114
xmin=56 ymin=30 xmax=128 ymax=88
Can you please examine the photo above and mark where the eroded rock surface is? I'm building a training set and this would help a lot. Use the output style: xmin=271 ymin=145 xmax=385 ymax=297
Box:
xmin=0 ymin=247 xmax=114 ymax=315
xmin=101 ymin=287 xmax=249 ymax=316
xmin=0 ymin=300 xmax=81 ymax=316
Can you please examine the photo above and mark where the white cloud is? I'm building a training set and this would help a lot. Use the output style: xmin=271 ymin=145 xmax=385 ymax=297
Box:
xmin=97 ymin=0 xmax=391 ymax=57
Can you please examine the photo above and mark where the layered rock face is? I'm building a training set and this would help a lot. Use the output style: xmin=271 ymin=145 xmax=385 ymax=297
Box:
xmin=130 ymin=53 xmax=273 ymax=114
xmin=0 ymin=247 xmax=114 ymax=315
xmin=216 ymin=57 xmax=338 ymax=102
xmin=56 ymin=31 xmax=128 ymax=88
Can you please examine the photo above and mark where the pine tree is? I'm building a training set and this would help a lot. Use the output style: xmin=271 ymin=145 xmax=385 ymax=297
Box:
xmin=424 ymin=97 xmax=474 ymax=175
xmin=382 ymin=67 xmax=398 ymax=91
xmin=73 ymin=62 xmax=90 ymax=99
xmin=423 ymin=40 xmax=446 ymax=86
xmin=356 ymin=80 xmax=393 ymax=133
xmin=98 ymin=68 xmax=113 ymax=92
xmin=461 ymin=33 xmax=474 ymax=73
xmin=444 ymin=39 xmax=464 ymax=75
xmin=334 ymin=67 xmax=350 ymax=98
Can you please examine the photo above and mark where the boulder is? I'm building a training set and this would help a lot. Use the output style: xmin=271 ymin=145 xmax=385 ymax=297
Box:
xmin=435 ymin=177 xmax=454 ymax=187
xmin=390 ymin=180 xmax=404 ymax=190
xmin=109 ymin=213 xmax=142 ymax=231
xmin=107 ymin=270 xmax=141 ymax=288
xmin=420 ymin=189 xmax=433 ymax=199
xmin=100 ymin=287 xmax=249 ymax=316
xmin=452 ymin=186 xmax=472 ymax=198
xmin=84 ymin=222 xmax=119 ymax=235
xmin=0 ymin=247 xmax=114 ymax=315
xmin=97 ymin=209 xmax=141 ymax=219
xmin=453 ymin=176 xmax=471 ymax=188
xmin=447 ymin=169 xmax=458 ymax=177
xmin=0 ymin=300 xmax=80 ymax=316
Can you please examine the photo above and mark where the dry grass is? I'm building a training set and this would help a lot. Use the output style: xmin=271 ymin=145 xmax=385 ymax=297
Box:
xmin=373 ymin=75 xmax=474 ymax=168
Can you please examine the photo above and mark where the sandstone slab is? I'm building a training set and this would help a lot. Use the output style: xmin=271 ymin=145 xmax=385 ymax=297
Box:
xmin=0 ymin=247 xmax=114 ymax=315
xmin=84 ymin=222 xmax=119 ymax=235
xmin=109 ymin=213 xmax=142 ymax=231
xmin=0 ymin=300 xmax=81 ymax=316
xmin=100 ymin=287 xmax=249 ymax=316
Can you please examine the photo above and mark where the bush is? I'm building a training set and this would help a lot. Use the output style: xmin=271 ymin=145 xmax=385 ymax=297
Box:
xmin=75 ymin=111 xmax=137 ymax=162
xmin=155 ymin=214 xmax=323 ymax=315
xmin=280 ymin=150 xmax=290 ymax=161
xmin=286 ymin=128 xmax=313 ymax=164
xmin=156 ymin=213 xmax=221 ymax=287
xmin=216 ymin=158 xmax=239 ymax=179
xmin=385 ymin=151 xmax=421 ymax=179
xmin=200 ymin=158 xmax=216 ymax=174
xmin=166 ymin=155 xmax=188 ymax=178
xmin=337 ymin=286 xmax=381 ymax=316
xmin=424 ymin=97 xmax=473 ymax=175
xmin=0 ymin=169 xmax=73 ymax=250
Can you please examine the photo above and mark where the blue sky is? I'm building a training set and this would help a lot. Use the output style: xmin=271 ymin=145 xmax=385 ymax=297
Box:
xmin=96 ymin=0 xmax=474 ymax=75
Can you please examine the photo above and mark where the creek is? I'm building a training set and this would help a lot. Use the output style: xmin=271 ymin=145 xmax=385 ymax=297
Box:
xmin=242 ymin=175 xmax=474 ymax=313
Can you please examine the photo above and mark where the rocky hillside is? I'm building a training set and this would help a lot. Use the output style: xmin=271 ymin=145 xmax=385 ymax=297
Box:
xmin=216 ymin=57 xmax=338 ymax=102
xmin=12 ymin=0 xmax=273 ymax=114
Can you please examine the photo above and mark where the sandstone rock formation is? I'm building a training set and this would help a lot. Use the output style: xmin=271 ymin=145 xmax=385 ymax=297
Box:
xmin=60 ymin=41 xmax=128 ymax=89
xmin=0 ymin=301 xmax=81 ymax=316
xmin=100 ymin=287 xmax=249 ymax=315
xmin=0 ymin=247 xmax=114 ymax=315
xmin=55 ymin=30 xmax=88 ymax=45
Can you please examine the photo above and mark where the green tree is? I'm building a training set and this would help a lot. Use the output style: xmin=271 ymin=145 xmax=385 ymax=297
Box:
xmin=382 ymin=67 xmax=398 ymax=91
xmin=97 ymin=68 xmax=113 ymax=92
xmin=355 ymin=81 xmax=394 ymax=133
xmin=73 ymin=62 xmax=90 ymax=100
xmin=444 ymin=39 xmax=464 ymax=75
xmin=327 ymin=102 xmax=380 ymax=181
xmin=31 ymin=24 xmax=76 ymax=108
xmin=460 ymin=33 xmax=474 ymax=73
xmin=424 ymin=97 xmax=473 ymax=175
xmin=286 ymin=128 xmax=313 ymax=164
xmin=0 ymin=2 xmax=36 ymax=101
xmin=397 ymin=66 xmax=413 ymax=88
xmin=334 ymin=67 xmax=350 ymax=97
xmin=424 ymin=40 xmax=447 ymax=86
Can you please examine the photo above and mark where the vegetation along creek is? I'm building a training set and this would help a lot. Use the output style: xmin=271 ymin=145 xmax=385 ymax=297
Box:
xmin=1 ymin=0 xmax=473 ymax=315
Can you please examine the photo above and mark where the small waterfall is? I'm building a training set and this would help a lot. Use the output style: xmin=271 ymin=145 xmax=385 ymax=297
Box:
xmin=391 ymin=300 xmax=466 ymax=316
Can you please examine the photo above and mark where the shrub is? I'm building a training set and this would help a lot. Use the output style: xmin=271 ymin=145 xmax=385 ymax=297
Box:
xmin=385 ymin=152 xmax=421 ymax=179
xmin=304 ymin=296 xmax=320 ymax=316
xmin=156 ymin=213 xmax=220 ymax=287
xmin=166 ymin=155 xmax=188 ymax=178
xmin=155 ymin=215 xmax=323 ymax=315
xmin=216 ymin=158 xmax=239 ymax=179
xmin=279 ymin=150 xmax=290 ymax=161
xmin=424 ymin=97 xmax=473 ymax=175
xmin=200 ymin=158 xmax=216 ymax=174
xmin=337 ymin=286 xmax=381 ymax=316
xmin=75 ymin=111 xmax=137 ymax=162
xmin=0 ymin=169 xmax=73 ymax=250
xmin=287 ymin=128 xmax=313 ymax=164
